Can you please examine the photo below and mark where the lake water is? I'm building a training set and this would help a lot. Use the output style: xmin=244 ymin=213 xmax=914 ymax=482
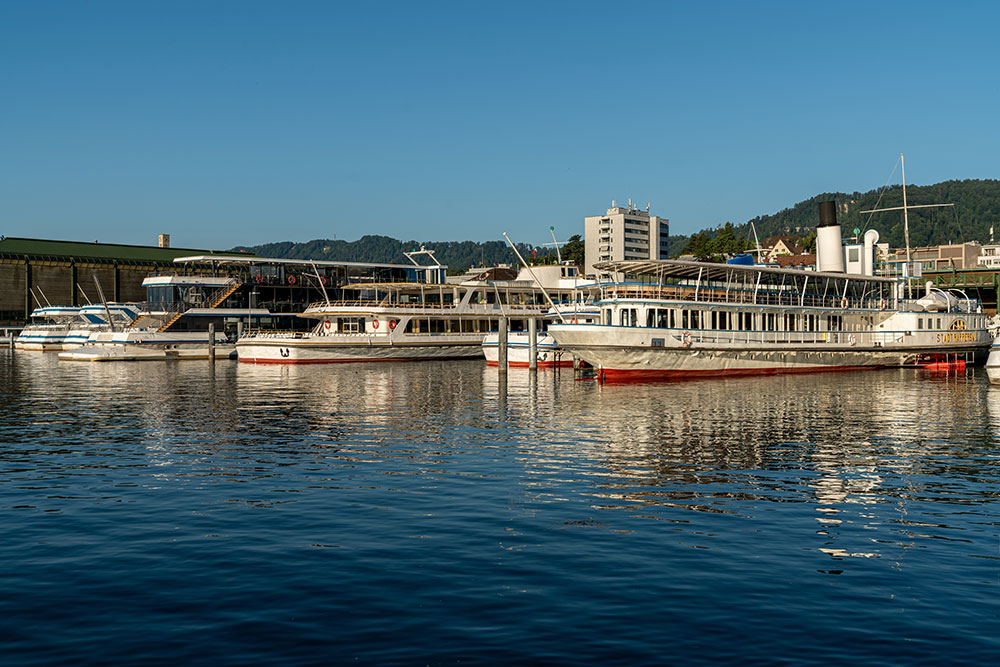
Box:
xmin=1 ymin=351 xmax=999 ymax=664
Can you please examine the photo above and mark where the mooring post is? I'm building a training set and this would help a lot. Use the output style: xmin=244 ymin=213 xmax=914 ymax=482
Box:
xmin=497 ymin=317 xmax=508 ymax=373
xmin=528 ymin=317 xmax=537 ymax=371
xmin=208 ymin=323 xmax=216 ymax=361
xmin=237 ymin=320 xmax=244 ymax=340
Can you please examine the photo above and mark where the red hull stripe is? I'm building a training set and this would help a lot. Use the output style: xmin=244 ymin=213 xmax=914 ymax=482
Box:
xmin=598 ymin=364 xmax=883 ymax=382
xmin=240 ymin=356 xmax=480 ymax=365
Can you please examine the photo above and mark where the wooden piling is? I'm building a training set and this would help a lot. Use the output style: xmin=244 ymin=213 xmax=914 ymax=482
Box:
xmin=208 ymin=323 xmax=215 ymax=361
xmin=497 ymin=317 xmax=508 ymax=373
xmin=528 ymin=317 xmax=537 ymax=371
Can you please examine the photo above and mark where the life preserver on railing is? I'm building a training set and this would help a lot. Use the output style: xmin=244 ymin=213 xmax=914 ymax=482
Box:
xmin=879 ymin=299 xmax=886 ymax=309
xmin=388 ymin=319 xmax=397 ymax=330
xmin=320 ymin=276 xmax=327 ymax=285
xmin=372 ymin=319 xmax=380 ymax=330
xmin=571 ymin=318 xmax=578 ymax=324
xmin=840 ymin=297 xmax=848 ymax=309
xmin=254 ymin=274 xmax=263 ymax=283
xmin=681 ymin=331 xmax=692 ymax=347
xmin=848 ymin=333 xmax=857 ymax=346
xmin=323 ymin=321 xmax=331 ymax=331
xmin=287 ymin=275 xmax=296 ymax=285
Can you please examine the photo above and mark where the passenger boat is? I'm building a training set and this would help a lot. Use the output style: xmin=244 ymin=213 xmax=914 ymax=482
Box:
xmin=15 ymin=306 xmax=84 ymax=350
xmin=236 ymin=269 xmax=567 ymax=364
xmin=59 ymin=275 xmax=242 ymax=361
xmin=482 ymin=302 xmax=600 ymax=367
xmin=480 ymin=263 xmax=598 ymax=368
xmin=548 ymin=258 xmax=990 ymax=381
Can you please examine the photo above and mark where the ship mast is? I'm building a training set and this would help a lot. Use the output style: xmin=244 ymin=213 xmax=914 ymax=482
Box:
xmin=859 ymin=153 xmax=953 ymax=297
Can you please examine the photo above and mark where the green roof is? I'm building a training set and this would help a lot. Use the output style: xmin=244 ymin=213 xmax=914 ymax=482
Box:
xmin=0 ymin=236 xmax=255 ymax=263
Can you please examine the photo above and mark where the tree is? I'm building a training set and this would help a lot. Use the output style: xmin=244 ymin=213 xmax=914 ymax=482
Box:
xmin=562 ymin=234 xmax=584 ymax=268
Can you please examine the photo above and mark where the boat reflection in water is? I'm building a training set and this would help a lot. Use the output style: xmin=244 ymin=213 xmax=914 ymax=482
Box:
xmin=3 ymin=350 xmax=1000 ymax=662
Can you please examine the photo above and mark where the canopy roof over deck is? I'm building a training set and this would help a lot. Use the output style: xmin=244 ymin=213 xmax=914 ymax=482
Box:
xmin=594 ymin=259 xmax=899 ymax=285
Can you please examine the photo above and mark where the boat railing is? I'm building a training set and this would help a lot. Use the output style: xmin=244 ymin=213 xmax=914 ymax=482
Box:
xmin=668 ymin=327 xmax=985 ymax=347
xmin=238 ymin=329 xmax=492 ymax=340
xmin=304 ymin=300 xmax=548 ymax=313
xmin=600 ymin=284 xmax=984 ymax=313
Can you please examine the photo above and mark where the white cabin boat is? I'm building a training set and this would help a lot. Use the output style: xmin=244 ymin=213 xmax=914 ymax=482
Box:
xmin=548 ymin=258 xmax=990 ymax=381
xmin=15 ymin=306 xmax=84 ymax=350
xmin=59 ymin=275 xmax=240 ymax=361
xmin=481 ymin=264 xmax=598 ymax=368
xmin=236 ymin=272 xmax=572 ymax=364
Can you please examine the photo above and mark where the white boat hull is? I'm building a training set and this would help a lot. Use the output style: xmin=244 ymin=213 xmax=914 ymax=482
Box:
xmin=58 ymin=331 xmax=233 ymax=362
xmin=237 ymin=334 xmax=484 ymax=364
xmin=481 ymin=332 xmax=572 ymax=368
xmin=550 ymin=324 xmax=989 ymax=381
xmin=14 ymin=327 xmax=72 ymax=351
xmin=986 ymin=342 xmax=1000 ymax=384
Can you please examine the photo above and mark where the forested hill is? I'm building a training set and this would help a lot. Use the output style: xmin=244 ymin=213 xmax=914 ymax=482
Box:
xmin=231 ymin=235 xmax=538 ymax=273
xmin=736 ymin=179 xmax=1000 ymax=248
xmin=233 ymin=180 xmax=1000 ymax=270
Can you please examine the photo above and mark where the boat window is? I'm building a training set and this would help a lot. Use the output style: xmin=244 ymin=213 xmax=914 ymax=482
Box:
xmin=646 ymin=310 xmax=655 ymax=328
xmin=682 ymin=310 xmax=689 ymax=329
xmin=604 ymin=309 xmax=612 ymax=325
xmin=337 ymin=317 xmax=365 ymax=334
xmin=936 ymin=317 xmax=941 ymax=329
xmin=917 ymin=318 xmax=923 ymax=330
xmin=691 ymin=311 xmax=700 ymax=329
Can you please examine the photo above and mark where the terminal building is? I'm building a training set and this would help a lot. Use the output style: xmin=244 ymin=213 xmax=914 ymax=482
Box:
xmin=0 ymin=236 xmax=447 ymax=328
xmin=583 ymin=200 xmax=669 ymax=277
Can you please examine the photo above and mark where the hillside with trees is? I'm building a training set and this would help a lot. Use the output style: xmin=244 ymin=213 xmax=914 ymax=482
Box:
xmin=233 ymin=179 xmax=1000 ymax=271
xmin=735 ymin=179 xmax=1000 ymax=249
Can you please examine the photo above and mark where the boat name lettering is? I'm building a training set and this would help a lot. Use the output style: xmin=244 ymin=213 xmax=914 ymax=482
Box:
xmin=936 ymin=332 xmax=978 ymax=343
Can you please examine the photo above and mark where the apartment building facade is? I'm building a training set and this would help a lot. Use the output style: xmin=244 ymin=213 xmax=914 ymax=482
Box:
xmin=584 ymin=201 xmax=669 ymax=276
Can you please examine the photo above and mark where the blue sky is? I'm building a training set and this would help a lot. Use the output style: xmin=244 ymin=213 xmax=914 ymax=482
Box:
xmin=2 ymin=1 xmax=999 ymax=250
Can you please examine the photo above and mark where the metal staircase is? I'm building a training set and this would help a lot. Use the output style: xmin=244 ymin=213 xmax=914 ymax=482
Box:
xmin=156 ymin=277 xmax=243 ymax=332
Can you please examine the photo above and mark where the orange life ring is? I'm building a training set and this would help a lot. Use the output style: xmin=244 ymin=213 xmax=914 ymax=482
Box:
xmin=840 ymin=297 xmax=848 ymax=309
xmin=320 ymin=276 xmax=327 ymax=285
xmin=323 ymin=321 xmax=331 ymax=331
xmin=571 ymin=318 xmax=578 ymax=324
xmin=372 ymin=319 xmax=380 ymax=330
xmin=287 ymin=275 xmax=296 ymax=285
xmin=254 ymin=274 xmax=263 ymax=283
xmin=388 ymin=320 xmax=397 ymax=330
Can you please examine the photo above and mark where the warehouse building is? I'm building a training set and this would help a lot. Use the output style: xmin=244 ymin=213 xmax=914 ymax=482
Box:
xmin=0 ymin=236 xmax=240 ymax=326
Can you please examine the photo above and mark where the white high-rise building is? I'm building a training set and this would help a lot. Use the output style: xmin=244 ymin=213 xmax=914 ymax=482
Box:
xmin=584 ymin=200 xmax=670 ymax=276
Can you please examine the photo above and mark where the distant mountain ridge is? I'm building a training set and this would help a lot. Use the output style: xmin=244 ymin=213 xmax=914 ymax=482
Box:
xmin=232 ymin=179 xmax=1000 ymax=271
xmin=231 ymin=236 xmax=538 ymax=274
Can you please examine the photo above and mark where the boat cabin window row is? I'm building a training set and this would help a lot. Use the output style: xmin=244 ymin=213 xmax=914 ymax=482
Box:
xmin=604 ymin=306 xmax=853 ymax=332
